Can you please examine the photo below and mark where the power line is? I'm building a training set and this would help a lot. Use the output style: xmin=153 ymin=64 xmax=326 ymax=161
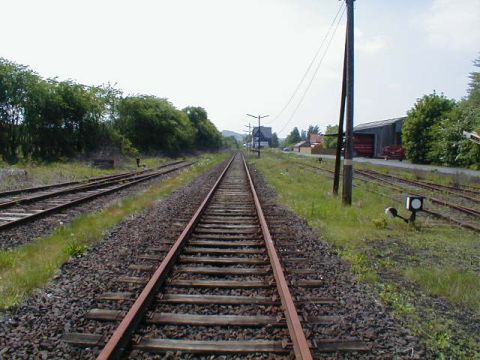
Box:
xmin=264 ymin=2 xmax=344 ymax=127
xmin=278 ymin=5 xmax=346 ymax=135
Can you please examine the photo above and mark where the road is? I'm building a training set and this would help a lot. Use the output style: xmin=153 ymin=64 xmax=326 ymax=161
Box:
xmin=289 ymin=151 xmax=480 ymax=179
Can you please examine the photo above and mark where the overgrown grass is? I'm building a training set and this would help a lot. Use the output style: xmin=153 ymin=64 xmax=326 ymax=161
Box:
xmin=0 ymin=152 xmax=228 ymax=310
xmin=249 ymin=150 xmax=480 ymax=358
xmin=405 ymin=267 xmax=480 ymax=312
xmin=0 ymin=155 xmax=187 ymax=191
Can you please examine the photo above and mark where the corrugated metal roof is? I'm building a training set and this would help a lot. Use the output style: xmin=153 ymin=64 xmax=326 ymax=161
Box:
xmin=354 ymin=117 xmax=406 ymax=131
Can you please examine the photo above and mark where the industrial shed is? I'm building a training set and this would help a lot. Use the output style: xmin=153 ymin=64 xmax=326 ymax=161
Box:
xmin=353 ymin=117 xmax=406 ymax=157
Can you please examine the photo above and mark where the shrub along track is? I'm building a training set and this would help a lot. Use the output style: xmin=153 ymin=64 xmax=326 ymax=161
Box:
xmin=0 ymin=161 xmax=192 ymax=249
xmin=0 ymin=153 xmax=423 ymax=359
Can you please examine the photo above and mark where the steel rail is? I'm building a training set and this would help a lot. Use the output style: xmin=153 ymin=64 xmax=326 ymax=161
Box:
xmin=96 ymin=155 xmax=236 ymax=360
xmin=0 ymin=162 xmax=193 ymax=231
xmin=242 ymin=154 xmax=312 ymax=360
xmin=298 ymin=163 xmax=480 ymax=232
xmin=360 ymin=169 xmax=480 ymax=203
xmin=0 ymin=171 xmax=133 ymax=198
xmin=0 ymin=161 xmax=185 ymax=209
xmin=357 ymin=170 xmax=480 ymax=218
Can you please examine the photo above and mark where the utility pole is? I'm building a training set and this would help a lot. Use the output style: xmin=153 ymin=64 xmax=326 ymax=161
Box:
xmin=247 ymin=114 xmax=269 ymax=158
xmin=342 ymin=0 xmax=354 ymax=205
xmin=333 ymin=33 xmax=348 ymax=196
xmin=244 ymin=123 xmax=252 ymax=151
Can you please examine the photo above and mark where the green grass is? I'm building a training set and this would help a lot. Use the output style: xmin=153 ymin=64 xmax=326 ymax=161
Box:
xmin=248 ymin=150 xmax=480 ymax=358
xmin=405 ymin=267 xmax=480 ymax=312
xmin=0 ymin=155 xmax=187 ymax=191
xmin=0 ymin=152 xmax=228 ymax=310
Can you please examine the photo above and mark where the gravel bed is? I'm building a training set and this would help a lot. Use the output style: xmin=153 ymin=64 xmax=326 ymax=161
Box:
xmin=0 ymin=160 xmax=228 ymax=359
xmin=0 ymin=157 xmax=426 ymax=359
xmin=248 ymin=164 xmax=426 ymax=359
xmin=0 ymin=165 xmax=194 ymax=250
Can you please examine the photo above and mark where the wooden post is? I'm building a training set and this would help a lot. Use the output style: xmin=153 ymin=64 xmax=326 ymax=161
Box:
xmin=333 ymin=33 xmax=348 ymax=196
xmin=342 ymin=0 xmax=354 ymax=206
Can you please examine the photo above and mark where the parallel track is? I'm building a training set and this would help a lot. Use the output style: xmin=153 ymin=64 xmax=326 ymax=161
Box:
xmin=298 ymin=163 xmax=480 ymax=232
xmin=0 ymin=161 xmax=191 ymax=231
xmin=64 ymin=153 xmax=314 ymax=359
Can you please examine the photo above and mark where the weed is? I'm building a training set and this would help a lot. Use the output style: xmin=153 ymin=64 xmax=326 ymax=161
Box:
xmin=379 ymin=284 xmax=415 ymax=317
xmin=404 ymin=266 xmax=480 ymax=312
xmin=65 ymin=242 xmax=89 ymax=257
xmin=372 ymin=217 xmax=388 ymax=229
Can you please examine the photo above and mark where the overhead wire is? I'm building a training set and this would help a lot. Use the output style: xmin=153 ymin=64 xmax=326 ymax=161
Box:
xmin=277 ymin=5 xmax=346 ymax=135
xmin=264 ymin=3 xmax=345 ymax=127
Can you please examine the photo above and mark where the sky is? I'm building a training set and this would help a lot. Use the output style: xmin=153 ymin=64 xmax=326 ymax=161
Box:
xmin=1 ymin=0 xmax=479 ymax=137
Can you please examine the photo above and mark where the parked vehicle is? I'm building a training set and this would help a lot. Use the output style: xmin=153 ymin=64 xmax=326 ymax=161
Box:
xmin=382 ymin=145 xmax=405 ymax=161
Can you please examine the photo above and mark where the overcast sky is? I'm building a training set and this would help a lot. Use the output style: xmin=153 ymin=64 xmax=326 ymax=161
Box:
xmin=1 ymin=0 xmax=479 ymax=137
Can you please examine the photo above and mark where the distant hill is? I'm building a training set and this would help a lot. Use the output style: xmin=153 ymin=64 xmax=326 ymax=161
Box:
xmin=222 ymin=130 xmax=244 ymax=142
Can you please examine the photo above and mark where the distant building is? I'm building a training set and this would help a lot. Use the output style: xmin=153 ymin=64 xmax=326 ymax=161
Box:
xmin=252 ymin=126 xmax=272 ymax=148
xmin=353 ymin=117 xmax=406 ymax=158
xmin=309 ymin=133 xmax=323 ymax=145
xmin=293 ymin=141 xmax=309 ymax=152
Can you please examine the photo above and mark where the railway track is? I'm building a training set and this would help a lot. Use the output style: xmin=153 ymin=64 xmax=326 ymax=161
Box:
xmin=0 ymin=160 xmax=191 ymax=231
xmin=0 ymin=168 xmax=152 ymax=198
xmin=298 ymin=162 xmax=480 ymax=232
xmin=359 ymin=168 xmax=480 ymax=204
xmin=63 ymin=153 xmax=322 ymax=358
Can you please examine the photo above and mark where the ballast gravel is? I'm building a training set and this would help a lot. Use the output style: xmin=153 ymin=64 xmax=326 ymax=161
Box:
xmin=0 ymin=157 xmax=425 ymax=359
xmin=0 ymin=164 xmax=194 ymax=250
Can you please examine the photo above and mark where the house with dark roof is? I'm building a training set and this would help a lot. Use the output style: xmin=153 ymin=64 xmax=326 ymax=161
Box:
xmin=252 ymin=126 xmax=272 ymax=148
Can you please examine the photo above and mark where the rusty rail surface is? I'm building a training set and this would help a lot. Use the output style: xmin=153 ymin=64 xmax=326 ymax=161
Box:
xmin=243 ymin=157 xmax=312 ymax=359
xmin=95 ymin=155 xmax=235 ymax=359
xmin=65 ymin=152 xmax=314 ymax=359
xmin=0 ymin=161 xmax=191 ymax=231
xmin=298 ymin=163 xmax=480 ymax=232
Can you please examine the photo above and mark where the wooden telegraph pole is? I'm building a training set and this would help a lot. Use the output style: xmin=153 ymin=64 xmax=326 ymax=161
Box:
xmin=333 ymin=34 xmax=348 ymax=196
xmin=342 ymin=0 xmax=354 ymax=205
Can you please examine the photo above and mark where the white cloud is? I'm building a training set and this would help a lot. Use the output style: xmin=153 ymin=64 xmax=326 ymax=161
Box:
xmin=358 ymin=35 xmax=389 ymax=55
xmin=424 ymin=0 xmax=480 ymax=50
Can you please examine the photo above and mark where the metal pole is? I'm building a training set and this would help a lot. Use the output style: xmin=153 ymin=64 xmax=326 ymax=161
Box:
xmin=342 ymin=0 xmax=354 ymax=206
xmin=333 ymin=33 xmax=348 ymax=196
xmin=257 ymin=116 xmax=261 ymax=158
xmin=247 ymin=114 xmax=269 ymax=157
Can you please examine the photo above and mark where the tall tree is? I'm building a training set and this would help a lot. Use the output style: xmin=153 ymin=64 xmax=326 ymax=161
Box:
xmin=0 ymin=58 xmax=39 ymax=162
xmin=324 ymin=124 xmax=339 ymax=149
xmin=271 ymin=132 xmax=279 ymax=148
xmin=403 ymin=92 xmax=456 ymax=164
xmin=300 ymin=129 xmax=307 ymax=141
xmin=285 ymin=127 xmax=301 ymax=145
xmin=117 ymin=96 xmax=196 ymax=153
xmin=307 ymin=125 xmax=320 ymax=140
xmin=183 ymin=106 xmax=222 ymax=149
